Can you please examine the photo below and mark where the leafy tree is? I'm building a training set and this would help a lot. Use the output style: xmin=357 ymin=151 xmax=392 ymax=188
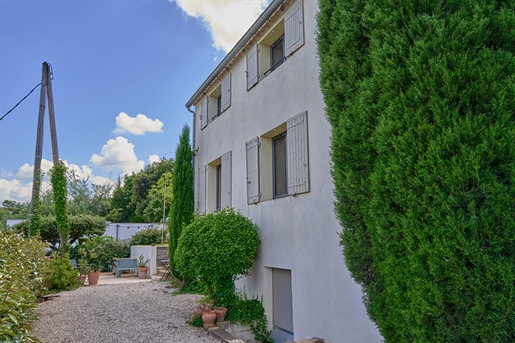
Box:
xmin=143 ymin=172 xmax=173 ymax=222
xmin=318 ymin=0 xmax=515 ymax=341
xmin=168 ymin=124 xmax=194 ymax=274
xmin=51 ymin=161 xmax=70 ymax=254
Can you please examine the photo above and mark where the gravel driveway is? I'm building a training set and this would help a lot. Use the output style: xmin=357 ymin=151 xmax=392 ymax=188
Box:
xmin=31 ymin=281 xmax=222 ymax=343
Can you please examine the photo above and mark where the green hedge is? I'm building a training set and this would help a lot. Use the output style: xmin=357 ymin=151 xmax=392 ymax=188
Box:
xmin=130 ymin=227 xmax=167 ymax=246
xmin=318 ymin=0 xmax=515 ymax=341
xmin=0 ymin=229 xmax=48 ymax=342
xmin=175 ymin=208 xmax=260 ymax=305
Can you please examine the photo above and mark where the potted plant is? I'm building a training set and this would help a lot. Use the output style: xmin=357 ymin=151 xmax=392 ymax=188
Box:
xmin=77 ymin=258 xmax=91 ymax=285
xmin=79 ymin=246 xmax=101 ymax=285
xmin=137 ymin=254 xmax=150 ymax=279
xmin=197 ymin=301 xmax=216 ymax=327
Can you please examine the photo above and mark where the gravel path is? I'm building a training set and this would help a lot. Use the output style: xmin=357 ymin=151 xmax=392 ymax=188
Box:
xmin=31 ymin=281 xmax=222 ymax=343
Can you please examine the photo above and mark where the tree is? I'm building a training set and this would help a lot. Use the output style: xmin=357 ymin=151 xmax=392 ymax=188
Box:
xmin=50 ymin=161 xmax=70 ymax=254
xmin=168 ymin=124 xmax=194 ymax=275
xmin=318 ymin=0 xmax=515 ymax=341
xmin=143 ymin=172 xmax=173 ymax=223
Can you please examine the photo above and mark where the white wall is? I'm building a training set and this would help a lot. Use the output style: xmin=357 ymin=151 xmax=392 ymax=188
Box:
xmin=105 ymin=223 xmax=162 ymax=241
xmin=192 ymin=0 xmax=382 ymax=342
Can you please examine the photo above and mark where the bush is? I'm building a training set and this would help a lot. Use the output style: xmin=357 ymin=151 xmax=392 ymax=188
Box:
xmin=130 ymin=227 xmax=167 ymax=246
xmin=0 ymin=228 xmax=48 ymax=342
xmin=318 ymin=0 xmax=515 ymax=341
xmin=225 ymin=291 xmax=272 ymax=343
xmin=81 ymin=236 xmax=130 ymax=272
xmin=43 ymin=253 xmax=79 ymax=291
xmin=175 ymin=208 xmax=260 ymax=305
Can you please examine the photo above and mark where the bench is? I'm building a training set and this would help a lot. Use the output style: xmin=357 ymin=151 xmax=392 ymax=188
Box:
xmin=114 ymin=258 xmax=138 ymax=278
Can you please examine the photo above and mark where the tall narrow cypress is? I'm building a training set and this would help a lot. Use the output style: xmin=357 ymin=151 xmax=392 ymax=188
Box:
xmin=318 ymin=0 xmax=515 ymax=341
xmin=168 ymin=124 xmax=194 ymax=276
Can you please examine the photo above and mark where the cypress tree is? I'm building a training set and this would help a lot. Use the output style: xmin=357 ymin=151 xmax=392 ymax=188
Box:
xmin=318 ymin=0 xmax=515 ymax=341
xmin=168 ymin=124 xmax=194 ymax=276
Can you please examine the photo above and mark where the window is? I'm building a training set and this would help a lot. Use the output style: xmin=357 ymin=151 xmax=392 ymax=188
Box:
xmin=246 ymin=111 xmax=309 ymax=204
xmin=216 ymin=164 xmax=222 ymax=211
xmin=273 ymin=132 xmax=287 ymax=197
xmin=246 ymin=0 xmax=304 ymax=89
xmin=200 ymin=73 xmax=231 ymax=129
xmin=204 ymin=151 xmax=232 ymax=212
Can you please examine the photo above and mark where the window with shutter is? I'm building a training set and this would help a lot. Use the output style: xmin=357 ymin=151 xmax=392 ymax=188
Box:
xmin=287 ymin=111 xmax=309 ymax=195
xmin=284 ymin=0 xmax=304 ymax=57
xmin=246 ymin=45 xmax=259 ymax=90
xmin=200 ymin=97 xmax=208 ymax=129
xmin=197 ymin=165 xmax=207 ymax=213
xmin=246 ymin=137 xmax=260 ymax=204
xmin=221 ymin=151 xmax=232 ymax=208
xmin=221 ymin=73 xmax=231 ymax=112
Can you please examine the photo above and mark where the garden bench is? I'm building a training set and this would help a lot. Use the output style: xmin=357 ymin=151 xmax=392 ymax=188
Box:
xmin=114 ymin=258 xmax=138 ymax=278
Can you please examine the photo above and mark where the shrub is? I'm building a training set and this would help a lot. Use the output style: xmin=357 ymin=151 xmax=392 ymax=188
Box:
xmin=130 ymin=227 xmax=166 ymax=246
xmin=175 ymin=208 xmax=260 ymax=305
xmin=81 ymin=235 xmax=130 ymax=272
xmin=225 ymin=291 xmax=272 ymax=343
xmin=318 ymin=0 xmax=515 ymax=341
xmin=43 ymin=253 xmax=79 ymax=291
xmin=0 ymin=228 xmax=48 ymax=342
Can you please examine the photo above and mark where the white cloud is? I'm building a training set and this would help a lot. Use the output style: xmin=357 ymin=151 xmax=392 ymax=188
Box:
xmin=114 ymin=112 xmax=163 ymax=135
xmin=172 ymin=0 xmax=268 ymax=52
xmin=0 ymin=178 xmax=50 ymax=205
xmin=148 ymin=154 xmax=160 ymax=165
xmin=90 ymin=136 xmax=145 ymax=175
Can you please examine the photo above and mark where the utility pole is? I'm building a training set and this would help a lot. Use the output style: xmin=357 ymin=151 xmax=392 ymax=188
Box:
xmin=29 ymin=62 xmax=59 ymax=235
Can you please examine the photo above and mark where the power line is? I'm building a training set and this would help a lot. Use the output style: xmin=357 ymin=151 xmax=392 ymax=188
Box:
xmin=0 ymin=83 xmax=41 ymax=122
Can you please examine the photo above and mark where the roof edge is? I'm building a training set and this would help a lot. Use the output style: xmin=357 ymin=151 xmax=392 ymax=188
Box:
xmin=185 ymin=0 xmax=285 ymax=109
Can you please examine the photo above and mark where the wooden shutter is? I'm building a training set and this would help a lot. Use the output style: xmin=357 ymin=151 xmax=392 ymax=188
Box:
xmin=246 ymin=45 xmax=259 ymax=90
xmin=197 ymin=165 xmax=207 ymax=213
xmin=246 ymin=137 xmax=260 ymax=204
xmin=284 ymin=0 xmax=304 ymax=57
xmin=200 ymin=96 xmax=208 ymax=129
xmin=287 ymin=111 xmax=309 ymax=195
xmin=221 ymin=73 xmax=231 ymax=112
xmin=221 ymin=151 xmax=232 ymax=208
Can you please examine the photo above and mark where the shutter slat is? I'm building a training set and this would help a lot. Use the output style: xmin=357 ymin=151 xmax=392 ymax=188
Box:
xmin=198 ymin=165 xmax=207 ymax=213
xmin=284 ymin=0 xmax=304 ymax=57
xmin=287 ymin=111 xmax=309 ymax=195
xmin=221 ymin=74 xmax=231 ymax=112
xmin=201 ymin=97 xmax=208 ymax=129
xmin=246 ymin=45 xmax=259 ymax=90
xmin=221 ymin=151 xmax=232 ymax=208
xmin=246 ymin=137 xmax=260 ymax=204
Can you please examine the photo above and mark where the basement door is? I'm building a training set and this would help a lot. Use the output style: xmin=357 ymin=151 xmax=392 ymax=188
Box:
xmin=271 ymin=268 xmax=294 ymax=342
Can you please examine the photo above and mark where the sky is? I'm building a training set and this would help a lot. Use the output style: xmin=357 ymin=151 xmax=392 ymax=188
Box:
xmin=0 ymin=0 xmax=269 ymax=205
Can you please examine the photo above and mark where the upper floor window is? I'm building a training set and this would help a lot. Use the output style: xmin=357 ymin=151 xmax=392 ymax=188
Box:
xmin=246 ymin=0 xmax=304 ymax=90
xmin=201 ymin=73 xmax=231 ymax=129
xmin=273 ymin=132 xmax=287 ymax=197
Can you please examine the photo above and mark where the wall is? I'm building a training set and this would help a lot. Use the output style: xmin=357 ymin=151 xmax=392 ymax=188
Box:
xmin=130 ymin=245 xmax=168 ymax=277
xmin=105 ymin=222 xmax=162 ymax=241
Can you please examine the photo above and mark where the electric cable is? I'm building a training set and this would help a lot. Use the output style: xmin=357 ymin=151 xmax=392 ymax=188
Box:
xmin=0 ymin=82 xmax=41 ymax=122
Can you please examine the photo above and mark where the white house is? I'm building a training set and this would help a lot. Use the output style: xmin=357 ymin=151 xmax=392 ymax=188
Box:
xmin=185 ymin=0 xmax=382 ymax=341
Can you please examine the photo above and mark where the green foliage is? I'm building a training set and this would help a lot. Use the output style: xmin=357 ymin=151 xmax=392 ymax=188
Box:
xmin=175 ymin=208 xmax=260 ymax=305
xmin=143 ymin=172 xmax=173 ymax=222
xmin=0 ymin=228 xmax=48 ymax=342
xmin=81 ymin=236 xmax=130 ymax=272
xmin=130 ymin=227 xmax=167 ymax=246
xmin=43 ymin=253 xmax=79 ymax=291
xmin=50 ymin=161 xmax=70 ymax=254
xmin=13 ymin=215 xmax=106 ymax=250
xmin=186 ymin=312 xmax=204 ymax=327
xmin=318 ymin=0 xmax=515 ymax=341
xmin=224 ymin=291 xmax=272 ymax=343
xmin=168 ymin=124 xmax=194 ymax=275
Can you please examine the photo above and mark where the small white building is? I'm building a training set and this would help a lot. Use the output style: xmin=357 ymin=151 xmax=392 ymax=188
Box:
xmin=104 ymin=222 xmax=163 ymax=241
xmin=185 ymin=0 xmax=382 ymax=341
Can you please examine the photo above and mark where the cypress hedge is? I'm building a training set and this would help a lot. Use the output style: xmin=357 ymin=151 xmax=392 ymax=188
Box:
xmin=318 ymin=0 xmax=515 ymax=341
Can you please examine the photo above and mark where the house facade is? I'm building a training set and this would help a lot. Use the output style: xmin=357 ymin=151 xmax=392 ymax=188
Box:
xmin=185 ymin=0 xmax=381 ymax=341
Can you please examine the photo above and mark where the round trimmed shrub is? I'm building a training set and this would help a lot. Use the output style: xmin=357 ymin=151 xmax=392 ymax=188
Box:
xmin=130 ymin=227 xmax=166 ymax=246
xmin=175 ymin=208 xmax=260 ymax=305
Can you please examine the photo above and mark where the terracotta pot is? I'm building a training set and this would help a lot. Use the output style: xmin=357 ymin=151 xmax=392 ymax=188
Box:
xmin=88 ymin=271 xmax=100 ymax=285
xmin=138 ymin=267 xmax=148 ymax=279
xmin=215 ymin=307 xmax=227 ymax=322
xmin=202 ymin=310 xmax=217 ymax=327
xmin=77 ymin=275 xmax=87 ymax=285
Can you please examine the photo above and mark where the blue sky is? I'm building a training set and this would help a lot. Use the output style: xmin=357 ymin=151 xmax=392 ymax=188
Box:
xmin=0 ymin=0 xmax=268 ymax=204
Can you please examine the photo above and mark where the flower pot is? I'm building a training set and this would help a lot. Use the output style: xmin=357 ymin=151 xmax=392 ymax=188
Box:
xmin=88 ymin=271 xmax=100 ymax=285
xmin=215 ymin=307 xmax=227 ymax=322
xmin=138 ymin=267 xmax=148 ymax=279
xmin=202 ymin=310 xmax=217 ymax=327
xmin=77 ymin=275 xmax=87 ymax=285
